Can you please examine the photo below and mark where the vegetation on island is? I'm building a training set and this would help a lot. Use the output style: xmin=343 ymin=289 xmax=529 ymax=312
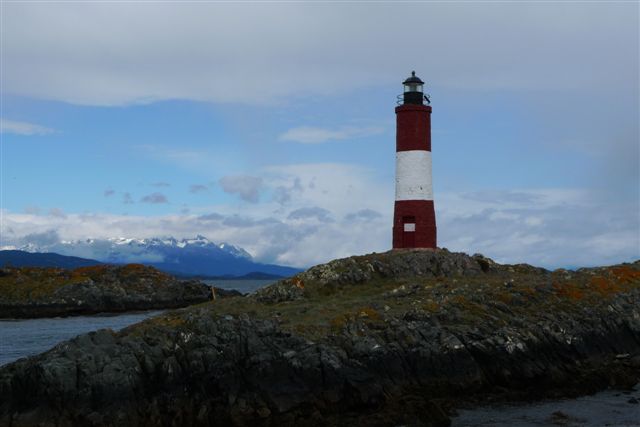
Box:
xmin=1 ymin=249 xmax=638 ymax=427
xmin=0 ymin=264 xmax=217 ymax=318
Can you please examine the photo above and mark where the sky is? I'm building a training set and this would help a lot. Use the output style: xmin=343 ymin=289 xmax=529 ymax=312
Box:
xmin=1 ymin=1 xmax=638 ymax=269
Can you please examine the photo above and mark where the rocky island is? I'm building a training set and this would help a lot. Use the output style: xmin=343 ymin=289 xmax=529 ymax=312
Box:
xmin=1 ymin=249 xmax=638 ymax=426
xmin=0 ymin=264 xmax=223 ymax=318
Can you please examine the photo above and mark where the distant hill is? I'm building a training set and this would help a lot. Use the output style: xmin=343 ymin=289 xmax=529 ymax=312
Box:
xmin=0 ymin=250 xmax=103 ymax=269
xmin=5 ymin=236 xmax=301 ymax=278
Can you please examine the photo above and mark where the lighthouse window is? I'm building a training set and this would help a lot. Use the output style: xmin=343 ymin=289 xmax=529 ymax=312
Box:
xmin=404 ymin=223 xmax=416 ymax=232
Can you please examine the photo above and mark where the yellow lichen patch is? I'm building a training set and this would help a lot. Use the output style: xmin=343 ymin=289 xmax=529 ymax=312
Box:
xmin=0 ymin=267 xmax=90 ymax=301
xmin=329 ymin=314 xmax=350 ymax=331
xmin=357 ymin=306 xmax=381 ymax=321
xmin=423 ymin=301 xmax=439 ymax=313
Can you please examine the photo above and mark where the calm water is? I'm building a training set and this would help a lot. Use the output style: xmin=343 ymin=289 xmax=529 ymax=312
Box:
xmin=203 ymin=279 xmax=275 ymax=294
xmin=0 ymin=310 xmax=165 ymax=366
xmin=452 ymin=385 xmax=640 ymax=427
xmin=0 ymin=279 xmax=274 ymax=367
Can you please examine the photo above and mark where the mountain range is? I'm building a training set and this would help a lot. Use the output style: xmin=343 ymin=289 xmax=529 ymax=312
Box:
xmin=1 ymin=236 xmax=300 ymax=278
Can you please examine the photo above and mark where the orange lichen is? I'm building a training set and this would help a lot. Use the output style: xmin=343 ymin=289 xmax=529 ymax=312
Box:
xmin=590 ymin=276 xmax=622 ymax=295
xmin=423 ymin=301 xmax=439 ymax=313
xmin=553 ymin=282 xmax=584 ymax=300
xmin=329 ymin=314 xmax=349 ymax=330
xmin=72 ymin=265 xmax=109 ymax=277
xmin=611 ymin=266 xmax=640 ymax=283
xmin=496 ymin=292 xmax=514 ymax=304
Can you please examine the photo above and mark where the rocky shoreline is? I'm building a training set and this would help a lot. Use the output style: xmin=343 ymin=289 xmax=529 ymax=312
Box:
xmin=0 ymin=249 xmax=638 ymax=426
xmin=0 ymin=264 xmax=237 ymax=319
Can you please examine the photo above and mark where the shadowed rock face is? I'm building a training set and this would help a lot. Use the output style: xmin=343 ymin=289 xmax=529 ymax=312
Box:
xmin=0 ymin=264 xmax=223 ymax=318
xmin=1 ymin=250 xmax=639 ymax=427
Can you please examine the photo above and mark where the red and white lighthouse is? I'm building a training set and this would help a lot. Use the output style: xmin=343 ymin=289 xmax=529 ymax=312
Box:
xmin=393 ymin=71 xmax=437 ymax=249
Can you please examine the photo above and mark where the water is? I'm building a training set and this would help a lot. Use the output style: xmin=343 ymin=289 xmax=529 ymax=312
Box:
xmin=0 ymin=280 xmax=274 ymax=367
xmin=203 ymin=279 xmax=276 ymax=294
xmin=452 ymin=385 xmax=640 ymax=426
xmin=0 ymin=310 xmax=164 ymax=366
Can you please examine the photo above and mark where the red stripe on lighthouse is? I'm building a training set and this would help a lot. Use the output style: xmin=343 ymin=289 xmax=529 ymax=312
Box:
xmin=393 ymin=200 xmax=437 ymax=249
xmin=396 ymin=104 xmax=432 ymax=152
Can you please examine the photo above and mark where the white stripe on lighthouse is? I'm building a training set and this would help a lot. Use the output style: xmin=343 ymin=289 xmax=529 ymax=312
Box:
xmin=395 ymin=150 xmax=433 ymax=201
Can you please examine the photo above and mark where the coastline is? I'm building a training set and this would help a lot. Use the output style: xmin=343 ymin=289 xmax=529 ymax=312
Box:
xmin=1 ymin=250 xmax=638 ymax=426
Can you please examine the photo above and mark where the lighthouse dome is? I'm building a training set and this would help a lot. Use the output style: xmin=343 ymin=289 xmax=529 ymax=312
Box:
xmin=402 ymin=71 xmax=424 ymax=86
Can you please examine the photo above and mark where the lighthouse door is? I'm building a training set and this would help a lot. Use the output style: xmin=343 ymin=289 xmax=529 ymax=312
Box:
xmin=402 ymin=216 xmax=416 ymax=248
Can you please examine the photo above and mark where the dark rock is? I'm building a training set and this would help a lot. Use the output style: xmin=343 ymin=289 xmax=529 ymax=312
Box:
xmin=0 ymin=264 xmax=221 ymax=318
xmin=0 ymin=251 xmax=639 ymax=426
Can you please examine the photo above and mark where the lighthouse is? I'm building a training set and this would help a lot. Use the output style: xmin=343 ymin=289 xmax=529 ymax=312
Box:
xmin=393 ymin=71 xmax=437 ymax=249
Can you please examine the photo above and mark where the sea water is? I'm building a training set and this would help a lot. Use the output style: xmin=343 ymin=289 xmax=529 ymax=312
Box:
xmin=0 ymin=310 xmax=165 ymax=366
xmin=452 ymin=385 xmax=640 ymax=426
xmin=203 ymin=279 xmax=275 ymax=294
xmin=0 ymin=279 xmax=274 ymax=367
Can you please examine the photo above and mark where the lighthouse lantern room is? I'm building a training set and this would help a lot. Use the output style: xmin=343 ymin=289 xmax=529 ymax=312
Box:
xmin=393 ymin=71 xmax=437 ymax=249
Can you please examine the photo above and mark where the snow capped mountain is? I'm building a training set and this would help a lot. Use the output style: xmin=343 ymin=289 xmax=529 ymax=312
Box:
xmin=17 ymin=236 xmax=250 ymax=260
xmin=7 ymin=236 xmax=297 ymax=277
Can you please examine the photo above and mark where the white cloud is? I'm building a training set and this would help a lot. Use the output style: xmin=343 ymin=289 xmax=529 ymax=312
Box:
xmin=0 ymin=118 xmax=54 ymax=135
xmin=279 ymin=125 xmax=384 ymax=144
xmin=287 ymin=206 xmax=333 ymax=223
xmin=2 ymin=186 xmax=637 ymax=269
xmin=437 ymin=189 xmax=639 ymax=268
xmin=261 ymin=162 xmax=393 ymax=217
xmin=1 ymin=3 xmax=636 ymax=106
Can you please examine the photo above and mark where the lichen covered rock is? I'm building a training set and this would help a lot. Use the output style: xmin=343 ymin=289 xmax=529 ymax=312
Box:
xmin=0 ymin=264 xmax=226 ymax=318
xmin=1 ymin=252 xmax=639 ymax=426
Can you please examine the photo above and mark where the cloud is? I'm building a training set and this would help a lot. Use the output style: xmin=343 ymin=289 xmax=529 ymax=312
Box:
xmin=437 ymin=189 xmax=639 ymax=268
xmin=279 ymin=125 xmax=384 ymax=144
xmin=262 ymin=162 xmax=392 ymax=217
xmin=141 ymin=192 xmax=169 ymax=204
xmin=1 ymin=186 xmax=638 ymax=269
xmin=197 ymin=212 xmax=224 ymax=221
xmin=151 ymin=182 xmax=171 ymax=188
xmin=2 ymin=3 xmax=635 ymax=106
xmin=122 ymin=192 xmax=134 ymax=204
xmin=345 ymin=209 xmax=382 ymax=221
xmin=189 ymin=184 xmax=209 ymax=194
xmin=23 ymin=206 xmax=41 ymax=215
xmin=136 ymin=144 xmax=234 ymax=175
xmin=272 ymin=178 xmax=303 ymax=205
xmin=48 ymin=208 xmax=66 ymax=218
xmin=20 ymin=230 xmax=60 ymax=247
xmin=0 ymin=118 xmax=54 ymax=135
xmin=288 ymin=207 xmax=333 ymax=223
xmin=219 ymin=175 xmax=263 ymax=203
xmin=104 ymin=189 xmax=115 ymax=197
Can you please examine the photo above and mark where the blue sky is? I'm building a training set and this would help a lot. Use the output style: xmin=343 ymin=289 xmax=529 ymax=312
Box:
xmin=1 ymin=1 xmax=638 ymax=269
